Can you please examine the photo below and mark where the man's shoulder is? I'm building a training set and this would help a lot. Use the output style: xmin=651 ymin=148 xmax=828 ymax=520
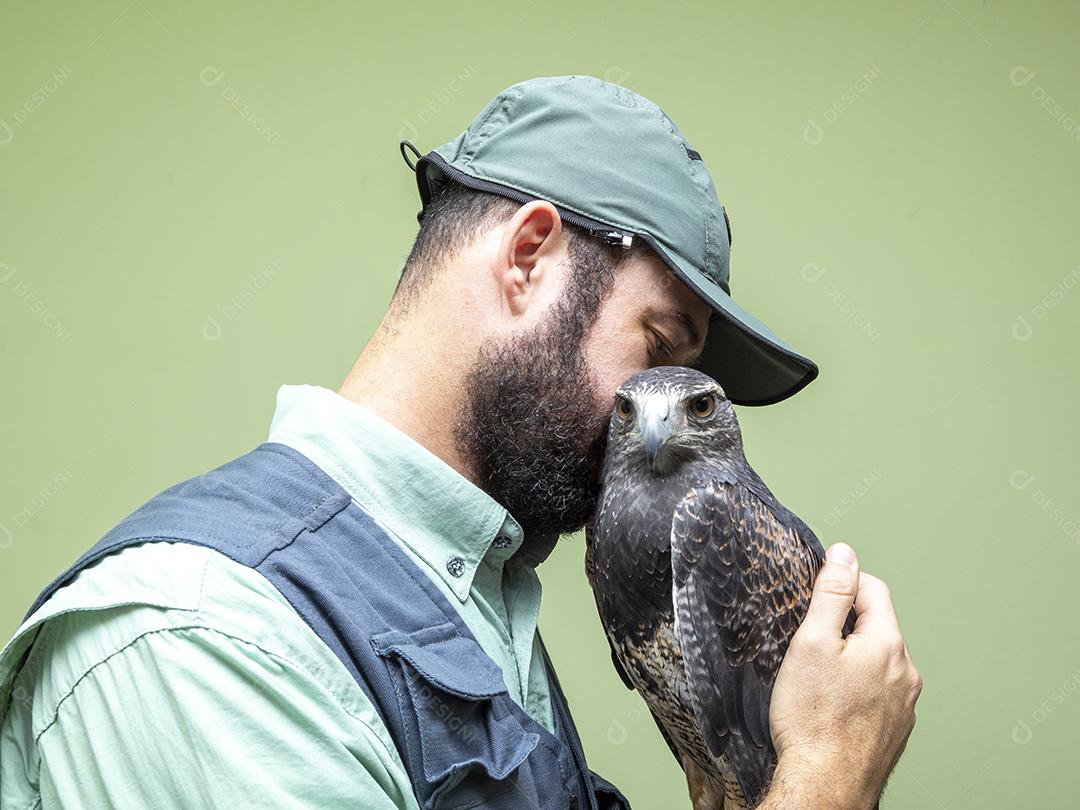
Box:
xmin=0 ymin=541 xmax=418 ymax=809
xmin=5 ymin=539 xmax=321 ymax=679
xmin=32 ymin=540 xmax=217 ymax=622
xmin=2 ymin=540 xmax=382 ymax=732
xmin=0 ymin=542 xmax=209 ymax=746
xmin=1 ymin=540 xmax=402 ymax=775
xmin=2 ymin=543 xmax=225 ymax=708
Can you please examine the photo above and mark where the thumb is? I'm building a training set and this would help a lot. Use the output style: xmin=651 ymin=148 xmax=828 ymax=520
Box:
xmin=802 ymin=542 xmax=860 ymax=638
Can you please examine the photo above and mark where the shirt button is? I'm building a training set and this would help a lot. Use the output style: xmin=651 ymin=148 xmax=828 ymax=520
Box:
xmin=492 ymin=533 xmax=512 ymax=549
xmin=446 ymin=555 xmax=465 ymax=578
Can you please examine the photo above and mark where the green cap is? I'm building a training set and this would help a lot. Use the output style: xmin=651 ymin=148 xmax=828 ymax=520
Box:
xmin=399 ymin=74 xmax=817 ymax=406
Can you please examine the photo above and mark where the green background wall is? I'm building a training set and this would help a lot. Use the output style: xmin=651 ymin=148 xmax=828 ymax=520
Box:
xmin=2 ymin=2 xmax=1077 ymax=806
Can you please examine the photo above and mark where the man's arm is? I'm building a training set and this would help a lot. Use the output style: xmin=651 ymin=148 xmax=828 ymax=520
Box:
xmin=26 ymin=616 xmax=419 ymax=809
xmin=757 ymin=543 xmax=923 ymax=810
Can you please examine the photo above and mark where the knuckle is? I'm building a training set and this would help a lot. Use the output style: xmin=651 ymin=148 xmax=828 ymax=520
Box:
xmin=889 ymin=633 xmax=907 ymax=658
xmin=789 ymin=626 xmax=827 ymax=656
xmin=909 ymin=671 xmax=924 ymax=699
xmin=865 ymin=574 xmax=892 ymax=602
xmin=788 ymin=627 xmax=815 ymax=652
xmin=816 ymin=568 xmax=854 ymax=597
xmin=881 ymin=581 xmax=894 ymax=603
xmin=876 ymin=629 xmax=905 ymax=658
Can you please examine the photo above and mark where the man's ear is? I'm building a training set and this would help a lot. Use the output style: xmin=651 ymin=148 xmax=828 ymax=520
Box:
xmin=496 ymin=200 xmax=564 ymax=317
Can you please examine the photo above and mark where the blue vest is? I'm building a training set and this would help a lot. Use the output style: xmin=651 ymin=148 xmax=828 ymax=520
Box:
xmin=22 ymin=442 xmax=630 ymax=810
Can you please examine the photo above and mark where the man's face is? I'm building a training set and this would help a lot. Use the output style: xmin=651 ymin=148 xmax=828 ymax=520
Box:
xmin=454 ymin=245 xmax=711 ymax=544
xmin=580 ymin=253 xmax=712 ymax=420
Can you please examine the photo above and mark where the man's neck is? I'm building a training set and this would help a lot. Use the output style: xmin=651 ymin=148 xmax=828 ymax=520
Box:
xmin=337 ymin=312 xmax=483 ymax=489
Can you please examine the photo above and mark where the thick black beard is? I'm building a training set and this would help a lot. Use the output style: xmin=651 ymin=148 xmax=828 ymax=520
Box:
xmin=454 ymin=295 xmax=612 ymax=547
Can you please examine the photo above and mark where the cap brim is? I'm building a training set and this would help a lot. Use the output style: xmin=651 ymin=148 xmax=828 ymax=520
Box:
xmin=649 ymin=240 xmax=818 ymax=406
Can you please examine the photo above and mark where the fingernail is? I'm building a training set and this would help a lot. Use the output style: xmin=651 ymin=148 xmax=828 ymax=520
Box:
xmin=827 ymin=543 xmax=856 ymax=567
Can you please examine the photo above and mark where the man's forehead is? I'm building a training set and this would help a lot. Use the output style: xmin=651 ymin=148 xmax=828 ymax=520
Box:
xmin=630 ymin=252 xmax=712 ymax=332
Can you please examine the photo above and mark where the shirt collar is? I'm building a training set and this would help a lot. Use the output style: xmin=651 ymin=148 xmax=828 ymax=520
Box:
xmin=266 ymin=384 xmax=527 ymax=601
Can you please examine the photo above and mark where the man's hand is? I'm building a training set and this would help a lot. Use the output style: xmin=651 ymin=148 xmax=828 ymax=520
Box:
xmin=758 ymin=543 xmax=922 ymax=810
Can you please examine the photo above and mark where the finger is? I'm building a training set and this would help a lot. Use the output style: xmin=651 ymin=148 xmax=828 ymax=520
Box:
xmin=851 ymin=572 xmax=902 ymax=638
xmin=801 ymin=542 xmax=861 ymax=638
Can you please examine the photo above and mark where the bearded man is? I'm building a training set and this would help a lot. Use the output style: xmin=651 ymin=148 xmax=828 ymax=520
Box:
xmin=0 ymin=76 xmax=920 ymax=810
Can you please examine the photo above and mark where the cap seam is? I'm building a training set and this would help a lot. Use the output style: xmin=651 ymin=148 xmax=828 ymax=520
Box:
xmin=587 ymin=75 xmax=642 ymax=110
xmin=458 ymin=93 xmax=507 ymax=164
xmin=461 ymin=86 xmax=525 ymax=168
xmin=643 ymin=101 xmax=718 ymax=284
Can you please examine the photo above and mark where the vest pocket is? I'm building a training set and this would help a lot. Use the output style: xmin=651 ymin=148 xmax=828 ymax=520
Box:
xmin=373 ymin=623 xmax=543 ymax=809
xmin=590 ymin=769 xmax=632 ymax=810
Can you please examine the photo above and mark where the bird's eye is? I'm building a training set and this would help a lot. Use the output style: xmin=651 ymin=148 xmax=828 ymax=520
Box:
xmin=615 ymin=395 xmax=634 ymax=420
xmin=689 ymin=395 xmax=715 ymax=418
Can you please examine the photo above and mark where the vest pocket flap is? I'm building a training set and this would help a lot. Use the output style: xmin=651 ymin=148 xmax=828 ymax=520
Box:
xmin=373 ymin=623 xmax=542 ymax=797
xmin=406 ymin=670 xmax=541 ymax=786
xmin=372 ymin=622 xmax=507 ymax=699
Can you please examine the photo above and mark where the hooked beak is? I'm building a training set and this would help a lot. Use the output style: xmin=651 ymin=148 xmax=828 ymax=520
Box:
xmin=642 ymin=406 xmax=673 ymax=469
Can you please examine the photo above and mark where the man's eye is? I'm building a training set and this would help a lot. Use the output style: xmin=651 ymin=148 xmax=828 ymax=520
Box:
xmin=653 ymin=333 xmax=673 ymax=359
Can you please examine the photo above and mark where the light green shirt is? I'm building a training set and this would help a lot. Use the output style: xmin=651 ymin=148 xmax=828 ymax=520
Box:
xmin=0 ymin=384 xmax=553 ymax=809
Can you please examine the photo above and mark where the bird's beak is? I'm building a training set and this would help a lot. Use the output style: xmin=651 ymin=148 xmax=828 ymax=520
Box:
xmin=641 ymin=405 xmax=673 ymax=469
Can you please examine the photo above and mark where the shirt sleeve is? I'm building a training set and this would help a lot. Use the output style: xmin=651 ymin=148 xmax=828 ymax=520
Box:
xmin=33 ymin=619 xmax=419 ymax=809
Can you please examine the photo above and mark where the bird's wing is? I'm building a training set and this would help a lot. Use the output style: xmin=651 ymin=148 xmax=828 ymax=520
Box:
xmin=586 ymin=515 xmax=685 ymax=766
xmin=670 ymin=480 xmax=820 ymax=761
xmin=584 ymin=518 xmax=635 ymax=691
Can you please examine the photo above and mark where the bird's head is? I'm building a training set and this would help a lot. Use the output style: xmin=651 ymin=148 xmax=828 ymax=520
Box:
xmin=605 ymin=366 xmax=742 ymax=477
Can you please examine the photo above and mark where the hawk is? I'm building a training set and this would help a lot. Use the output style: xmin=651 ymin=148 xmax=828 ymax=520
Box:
xmin=585 ymin=366 xmax=853 ymax=809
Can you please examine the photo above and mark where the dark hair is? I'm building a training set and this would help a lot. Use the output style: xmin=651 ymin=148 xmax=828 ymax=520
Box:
xmin=391 ymin=181 xmax=652 ymax=318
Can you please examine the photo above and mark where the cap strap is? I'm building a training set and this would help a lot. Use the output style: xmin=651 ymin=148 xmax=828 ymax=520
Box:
xmin=399 ymin=139 xmax=422 ymax=172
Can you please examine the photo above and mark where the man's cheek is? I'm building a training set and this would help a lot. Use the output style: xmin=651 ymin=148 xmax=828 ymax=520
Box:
xmin=585 ymin=324 xmax=649 ymax=379
xmin=597 ymin=363 xmax=643 ymax=404
xmin=587 ymin=346 xmax=645 ymax=398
